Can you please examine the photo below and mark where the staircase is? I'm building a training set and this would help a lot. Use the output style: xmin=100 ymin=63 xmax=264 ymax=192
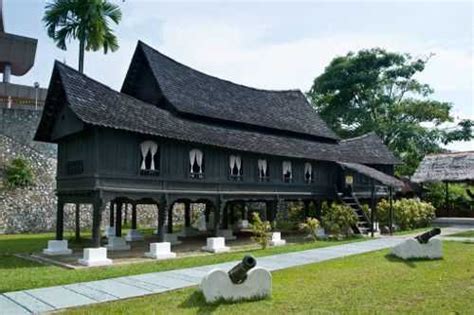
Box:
xmin=337 ymin=192 xmax=372 ymax=235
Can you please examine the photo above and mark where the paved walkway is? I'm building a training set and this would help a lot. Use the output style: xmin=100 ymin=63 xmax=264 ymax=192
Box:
xmin=1 ymin=227 xmax=471 ymax=315
xmin=0 ymin=238 xmax=405 ymax=314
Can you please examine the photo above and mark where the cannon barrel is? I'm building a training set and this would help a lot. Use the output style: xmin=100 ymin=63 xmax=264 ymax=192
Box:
xmin=228 ymin=255 xmax=257 ymax=284
xmin=415 ymin=228 xmax=441 ymax=244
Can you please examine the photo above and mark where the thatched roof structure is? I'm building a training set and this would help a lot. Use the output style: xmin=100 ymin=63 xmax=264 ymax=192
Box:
xmin=412 ymin=151 xmax=474 ymax=183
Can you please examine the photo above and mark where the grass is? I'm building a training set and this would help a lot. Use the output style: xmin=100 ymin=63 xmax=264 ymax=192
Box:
xmin=0 ymin=231 xmax=362 ymax=293
xmin=65 ymin=241 xmax=474 ymax=315
xmin=445 ymin=230 xmax=474 ymax=238
xmin=392 ymin=227 xmax=432 ymax=236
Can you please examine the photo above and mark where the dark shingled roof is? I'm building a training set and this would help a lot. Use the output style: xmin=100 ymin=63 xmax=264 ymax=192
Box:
xmin=338 ymin=162 xmax=404 ymax=188
xmin=412 ymin=151 xmax=474 ymax=183
xmin=35 ymin=62 xmax=399 ymax=166
xmin=126 ymin=41 xmax=339 ymax=141
xmin=339 ymin=132 xmax=400 ymax=165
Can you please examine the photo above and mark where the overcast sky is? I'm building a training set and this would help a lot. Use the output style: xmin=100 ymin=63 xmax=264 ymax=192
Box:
xmin=4 ymin=0 xmax=473 ymax=150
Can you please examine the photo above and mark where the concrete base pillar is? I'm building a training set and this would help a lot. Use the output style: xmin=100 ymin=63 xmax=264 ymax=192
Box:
xmin=269 ymin=232 xmax=286 ymax=247
xmin=105 ymin=236 xmax=131 ymax=251
xmin=202 ymin=237 xmax=230 ymax=253
xmin=145 ymin=242 xmax=176 ymax=260
xmin=216 ymin=229 xmax=236 ymax=241
xmin=164 ymin=233 xmax=182 ymax=245
xmin=43 ymin=240 xmax=73 ymax=256
xmin=125 ymin=229 xmax=144 ymax=242
xmin=78 ymin=248 xmax=113 ymax=267
xmin=104 ymin=226 xmax=116 ymax=238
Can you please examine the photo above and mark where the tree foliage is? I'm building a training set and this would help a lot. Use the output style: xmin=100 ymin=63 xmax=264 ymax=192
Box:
xmin=4 ymin=158 xmax=35 ymax=189
xmin=43 ymin=0 xmax=122 ymax=73
xmin=308 ymin=48 xmax=473 ymax=175
xmin=321 ymin=202 xmax=357 ymax=238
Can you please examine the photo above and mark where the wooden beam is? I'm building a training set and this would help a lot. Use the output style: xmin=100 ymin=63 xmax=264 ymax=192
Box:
xmin=92 ymin=199 xmax=104 ymax=248
xmin=75 ymin=203 xmax=80 ymax=241
xmin=158 ymin=195 xmax=167 ymax=242
xmin=115 ymin=202 xmax=122 ymax=237
xmin=56 ymin=201 xmax=64 ymax=241
xmin=167 ymin=202 xmax=173 ymax=234
xmin=131 ymin=203 xmax=137 ymax=230
xmin=184 ymin=202 xmax=191 ymax=228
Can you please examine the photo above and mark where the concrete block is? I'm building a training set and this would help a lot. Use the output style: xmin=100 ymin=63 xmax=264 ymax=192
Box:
xmin=43 ymin=240 xmax=73 ymax=256
xmin=269 ymin=232 xmax=286 ymax=247
xmin=125 ymin=229 xmax=144 ymax=242
xmin=145 ymin=242 xmax=177 ymax=260
xmin=164 ymin=233 xmax=182 ymax=245
xmin=217 ymin=229 xmax=236 ymax=241
xmin=202 ymin=237 xmax=230 ymax=253
xmin=106 ymin=237 xmax=131 ymax=251
xmin=78 ymin=248 xmax=112 ymax=267
xmin=391 ymin=238 xmax=442 ymax=260
xmin=200 ymin=267 xmax=272 ymax=303
xmin=237 ymin=219 xmax=249 ymax=229
xmin=104 ymin=226 xmax=115 ymax=238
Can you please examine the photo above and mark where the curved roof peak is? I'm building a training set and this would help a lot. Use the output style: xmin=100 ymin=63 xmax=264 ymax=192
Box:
xmin=122 ymin=41 xmax=339 ymax=141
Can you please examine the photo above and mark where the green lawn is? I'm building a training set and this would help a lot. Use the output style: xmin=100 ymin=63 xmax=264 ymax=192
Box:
xmin=0 ymin=232 xmax=361 ymax=293
xmin=446 ymin=230 xmax=474 ymax=238
xmin=64 ymin=241 xmax=474 ymax=315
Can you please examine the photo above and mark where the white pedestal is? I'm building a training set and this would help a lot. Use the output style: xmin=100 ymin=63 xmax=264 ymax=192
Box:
xmin=78 ymin=248 xmax=113 ymax=267
xmin=145 ymin=242 xmax=177 ymax=260
xmin=164 ymin=233 xmax=182 ymax=245
xmin=217 ymin=229 xmax=236 ymax=241
xmin=391 ymin=238 xmax=443 ymax=260
xmin=106 ymin=237 xmax=131 ymax=251
xmin=125 ymin=229 xmax=144 ymax=242
xmin=270 ymin=232 xmax=286 ymax=247
xmin=104 ymin=226 xmax=115 ymax=238
xmin=43 ymin=240 xmax=73 ymax=256
xmin=237 ymin=219 xmax=249 ymax=229
xmin=316 ymin=228 xmax=327 ymax=239
xmin=200 ymin=267 xmax=272 ymax=303
xmin=194 ymin=215 xmax=208 ymax=232
xmin=202 ymin=237 xmax=230 ymax=253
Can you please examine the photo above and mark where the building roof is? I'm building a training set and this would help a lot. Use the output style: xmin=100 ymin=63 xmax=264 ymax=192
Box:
xmin=122 ymin=41 xmax=339 ymax=142
xmin=35 ymin=62 xmax=399 ymax=166
xmin=339 ymin=132 xmax=400 ymax=165
xmin=411 ymin=151 xmax=474 ymax=183
xmin=338 ymin=162 xmax=404 ymax=188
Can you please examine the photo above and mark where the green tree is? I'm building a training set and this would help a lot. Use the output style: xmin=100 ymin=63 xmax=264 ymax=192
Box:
xmin=308 ymin=48 xmax=473 ymax=175
xmin=4 ymin=158 xmax=35 ymax=189
xmin=43 ymin=0 xmax=122 ymax=73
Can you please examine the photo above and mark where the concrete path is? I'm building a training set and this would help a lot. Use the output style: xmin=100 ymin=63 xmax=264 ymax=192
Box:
xmin=0 ymin=228 xmax=471 ymax=315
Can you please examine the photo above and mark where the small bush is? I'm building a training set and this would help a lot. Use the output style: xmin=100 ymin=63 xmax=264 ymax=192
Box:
xmin=299 ymin=217 xmax=320 ymax=241
xmin=377 ymin=198 xmax=435 ymax=230
xmin=321 ymin=202 xmax=357 ymax=238
xmin=4 ymin=158 xmax=34 ymax=189
xmin=250 ymin=212 xmax=271 ymax=249
xmin=425 ymin=183 xmax=473 ymax=214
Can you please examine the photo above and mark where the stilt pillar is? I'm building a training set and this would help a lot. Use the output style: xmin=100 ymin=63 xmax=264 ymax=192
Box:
xmin=115 ymin=202 xmax=123 ymax=237
xmin=55 ymin=200 xmax=65 ymax=241
xmin=167 ymin=203 xmax=173 ymax=234
xmin=158 ymin=196 xmax=167 ymax=242
xmin=75 ymin=203 xmax=80 ymax=241
xmin=184 ymin=202 xmax=191 ymax=228
xmin=92 ymin=199 xmax=104 ymax=248
xmin=131 ymin=203 xmax=137 ymax=230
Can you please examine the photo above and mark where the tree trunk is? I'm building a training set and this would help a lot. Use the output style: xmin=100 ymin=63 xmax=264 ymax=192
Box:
xmin=78 ymin=40 xmax=85 ymax=73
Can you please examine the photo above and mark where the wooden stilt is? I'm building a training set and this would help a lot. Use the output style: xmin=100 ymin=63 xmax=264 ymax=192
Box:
xmin=131 ymin=203 xmax=137 ymax=230
xmin=115 ymin=202 xmax=122 ymax=237
xmin=167 ymin=203 xmax=173 ymax=233
xmin=56 ymin=201 xmax=65 ymax=241
xmin=75 ymin=203 xmax=80 ymax=241
xmin=92 ymin=199 xmax=104 ymax=248
xmin=184 ymin=202 xmax=191 ymax=227
xmin=157 ymin=196 xmax=167 ymax=242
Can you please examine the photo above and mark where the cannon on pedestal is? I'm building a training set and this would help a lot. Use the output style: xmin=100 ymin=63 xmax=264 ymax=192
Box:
xmin=228 ymin=255 xmax=257 ymax=284
xmin=200 ymin=254 xmax=271 ymax=302
xmin=415 ymin=228 xmax=441 ymax=244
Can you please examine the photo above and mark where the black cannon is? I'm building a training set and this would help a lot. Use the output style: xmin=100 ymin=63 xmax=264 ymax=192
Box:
xmin=228 ymin=255 xmax=257 ymax=284
xmin=415 ymin=228 xmax=441 ymax=244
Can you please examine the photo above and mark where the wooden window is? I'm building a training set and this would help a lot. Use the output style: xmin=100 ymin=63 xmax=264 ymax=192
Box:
xmin=140 ymin=141 xmax=160 ymax=176
xmin=258 ymin=159 xmax=269 ymax=181
xmin=189 ymin=149 xmax=204 ymax=179
xmin=229 ymin=154 xmax=243 ymax=181
xmin=282 ymin=161 xmax=292 ymax=183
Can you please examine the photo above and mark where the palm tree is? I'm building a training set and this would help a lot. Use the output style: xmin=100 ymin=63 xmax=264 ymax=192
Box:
xmin=43 ymin=0 xmax=122 ymax=73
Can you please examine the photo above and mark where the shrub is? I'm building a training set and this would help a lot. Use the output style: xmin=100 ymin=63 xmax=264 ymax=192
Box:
xmin=377 ymin=198 xmax=435 ymax=230
xmin=425 ymin=183 xmax=473 ymax=213
xmin=321 ymin=202 xmax=357 ymax=238
xmin=250 ymin=212 xmax=271 ymax=249
xmin=4 ymin=158 xmax=34 ymax=189
xmin=299 ymin=217 xmax=320 ymax=241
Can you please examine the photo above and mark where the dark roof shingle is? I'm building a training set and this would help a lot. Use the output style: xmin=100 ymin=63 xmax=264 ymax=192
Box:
xmin=131 ymin=42 xmax=339 ymax=141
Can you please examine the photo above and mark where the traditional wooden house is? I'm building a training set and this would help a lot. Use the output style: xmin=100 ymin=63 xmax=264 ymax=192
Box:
xmin=35 ymin=41 xmax=403 ymax=251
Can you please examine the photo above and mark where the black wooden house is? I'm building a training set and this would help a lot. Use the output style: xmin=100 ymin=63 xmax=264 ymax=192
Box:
xmin=35 ymin=41 xmax=402 ymax=247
